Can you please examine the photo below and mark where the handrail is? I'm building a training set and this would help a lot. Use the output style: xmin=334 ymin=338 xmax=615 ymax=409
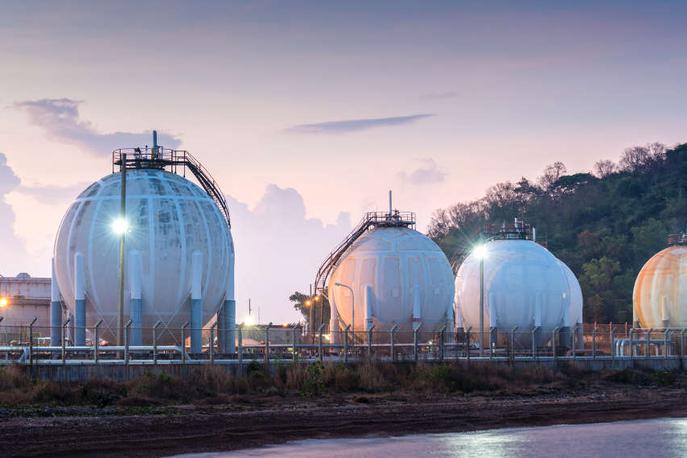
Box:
xmin=313 ymin=210 xmax=415 ymax=293
xmin=112 ymin=147 xmax=231 ymax=228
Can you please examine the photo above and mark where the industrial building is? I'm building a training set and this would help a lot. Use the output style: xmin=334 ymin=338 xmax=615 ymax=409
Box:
xmin=0 ymin=273 xmax=52 ymax=327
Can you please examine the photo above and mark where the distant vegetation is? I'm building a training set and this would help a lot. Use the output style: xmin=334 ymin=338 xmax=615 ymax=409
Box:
xmin=429 ymin=142 xmax=687 ymax=324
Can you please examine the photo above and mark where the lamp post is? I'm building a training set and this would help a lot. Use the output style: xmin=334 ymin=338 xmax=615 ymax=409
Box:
xmin=117 ymin=154 xmax=127 ymax=346
xmin=335 ymin=282 xmax=355 ymax=340
xmin=473 ymin=243 xmax=488 ymax=357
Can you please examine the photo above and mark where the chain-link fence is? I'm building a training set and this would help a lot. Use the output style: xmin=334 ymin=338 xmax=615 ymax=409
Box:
xmin=0 ymin=321 xmax=684 ymax=365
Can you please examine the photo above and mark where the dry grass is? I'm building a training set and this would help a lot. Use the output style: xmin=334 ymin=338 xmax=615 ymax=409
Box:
xmin=0 ymin=363 xmax=681 ymax=408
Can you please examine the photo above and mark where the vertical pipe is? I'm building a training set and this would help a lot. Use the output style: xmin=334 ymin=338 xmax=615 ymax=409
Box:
xmin=330 ymin=295 xmax=340 ymax=344
xmin=220 ymin=250 xmax=236 ymax=353
xmin=50 ymin=258 xmax=62 ymax=346
xmin=129 ymin=250 xmax=143 ymax=346
xmin=117 ymin=154 xmax=127 ymax=346
xmin=190 ymin=251 xmax=203 ymax=353
xmin=74 ymin=252 xmax=86 ymax=346
xmin=388 ymin=189 xmax=392 ymax=215
xmin=365 ymin=285 xmax=374 ymax=331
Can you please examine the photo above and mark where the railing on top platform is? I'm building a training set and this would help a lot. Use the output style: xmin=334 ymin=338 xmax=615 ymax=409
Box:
xmin=112 ymin=147 xmax=231 ymax=228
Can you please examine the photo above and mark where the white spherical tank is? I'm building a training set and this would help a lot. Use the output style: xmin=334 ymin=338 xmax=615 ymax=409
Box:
xmin=633 ymin=245 xmax=687 ymax=328
xmin=328 ymin=227 xmax=455 ymax=336
xmin=455 ymin=240 xmax=579 ymax=334
xmin=54 ymin=168 xmax=234 ymax=343
xmin=559 ymin=259 xmax=583 ymax=328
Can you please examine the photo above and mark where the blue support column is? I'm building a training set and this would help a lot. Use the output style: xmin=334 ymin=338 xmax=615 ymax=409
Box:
xmin=129 ymin=251 xmax=143 ymax=346
xmin=190 ymin=251 xmax=203 ymax=353
xmin=221 ymin=299 xmax=236 ymax=353
xmin=220 ymin=249 xmax=236 ymax=353
xmin=74 ymin=252 xmax=86 ymax=346
xmin=50 ymin=258 xmax=62 ymax=346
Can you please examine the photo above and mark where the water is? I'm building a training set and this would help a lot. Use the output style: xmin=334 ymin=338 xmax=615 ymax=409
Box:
xmin=173 ymin=417 xmax=687 ymax=458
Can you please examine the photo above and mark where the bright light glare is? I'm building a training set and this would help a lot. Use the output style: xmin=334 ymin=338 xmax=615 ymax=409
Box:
xmin=0 ymin=297 xmax=8 ymax=308
xmin=243 ymin=314 xmax=256 ymax=326
xmin=473 ymin=244 xmax=488 ymax=260
xmin=111 ymin=217 xmax=130 ymax=235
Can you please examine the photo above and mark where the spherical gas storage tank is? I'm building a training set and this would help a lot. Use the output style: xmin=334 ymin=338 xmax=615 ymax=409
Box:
xmin=54 ymin=167 xmax=234 ymax=345
xmin=455 ymin=236 xmax=582 ymax=346
xmin=634 ymin=239 xmax=687 ymax=329
xmin=328 ymin=226 xmax=455 ymax=342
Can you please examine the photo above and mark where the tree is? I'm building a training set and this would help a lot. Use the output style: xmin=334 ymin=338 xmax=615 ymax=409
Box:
xmin=289 ymin=290 xmax=331 ymax=330
xmin=593 ymin=160 xmax=616 ymax=178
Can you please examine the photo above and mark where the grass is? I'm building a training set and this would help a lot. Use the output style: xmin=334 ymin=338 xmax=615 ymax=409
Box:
xmin=0 ymin=363 xmax=682 ymax=408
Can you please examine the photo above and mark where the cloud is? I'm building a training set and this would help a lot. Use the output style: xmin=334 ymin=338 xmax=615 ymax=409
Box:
xmin=423 ymin=91 xmax=458 ymax=100
xmin=0 ymin=153 xmax=30 ymax=275
xmin=398 ymin=158 xmax=447 ymax=185
xmin=288 ymin=113 xmax=434 ymax=134
xmin=17 ymin=182 xmax=89 ymax=205
xmin=226 ymin=185 xmax=351 ymax=323
xmin=16 ymin=98 xmax=180 ymax=155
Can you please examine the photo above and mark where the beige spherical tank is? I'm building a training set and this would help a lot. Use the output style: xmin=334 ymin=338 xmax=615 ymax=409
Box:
xmin=328 ymin=226 xmax=455 ymax=339
xmin=634 ymin=245 xmax=687 ymax=329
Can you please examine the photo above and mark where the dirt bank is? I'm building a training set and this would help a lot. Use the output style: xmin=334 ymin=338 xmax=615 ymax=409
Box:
xmin=3 ymin=364 xmax=687 ymax=457
xmin=3 ymin=386 xmax=687 ymax=457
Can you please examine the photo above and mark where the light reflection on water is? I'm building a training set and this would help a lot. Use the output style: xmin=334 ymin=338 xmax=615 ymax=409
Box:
xmin=173 ymin=417 xmax=687 ymax=458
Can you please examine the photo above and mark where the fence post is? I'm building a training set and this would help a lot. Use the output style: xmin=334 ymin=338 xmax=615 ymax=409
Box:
xmin=664 ymin=329 xmax=671 ymax=359
xmin=510 ymin=326 xmax=518 ymax=362
xmin=291 ymin=325 xmax=298 ymax=362
xmin=264 ymin=323 xmax=271 ymax=365
xmin=552 ymin=327 xmax=559 ymax=360
xmin=531 ymin=326 xmax=539 ymax=360
xmin=62 ymin=318 xmax=70 ymax=364
xmin=153 ymin=321 xmax=162 ymax=365
xmin=489 ymin=327 xmax=496 ymax=359
xmin=28 ymin=317 xmax=37 ymax=366
xmin=343 ymin=324 xmax=351 ymax=363
xmin=571 ymin=324 xmax=577 ymax=360
xmin=237 ymin=324 xmax=243 ymax=365
xmin=681 ymin=329 xmax=686 ymax=359
xmin=645 ymin=328 xmax=652 ymax=358
xmin=413 ymin=322 xmax=422 ymax=362
xmin=209 ymin=322 xmax=216 ymax=365
xmin=390 ymin=324 xmax=399 ymax=362
xmin=466 ymin=326 xmax=472 ymax=361
xmin=592 ymin=327 xmax=597 ymax=359
xmin=94 ymin=320 xmax=103 ymax=364
xmin=124 ymin=320 xmax=132 ymax=364
xmin=439 ymin=326 xmax=446 ymax=362
xmin=318 ymin=323 xmax=326 ymax=362
xmin=367 ymin=324 xmax=376 ymax=359
xmin=181 ymin=322 xmax=189 ymax=364
xmin=610 ymin=327 xmax=615 ymax=361
xmin=629 ymin=328 xmax=634 ymax=358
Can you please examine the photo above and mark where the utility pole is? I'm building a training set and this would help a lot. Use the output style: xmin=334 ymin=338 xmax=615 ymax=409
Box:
xmin=117 ymin=154 xmax=127 ymax=346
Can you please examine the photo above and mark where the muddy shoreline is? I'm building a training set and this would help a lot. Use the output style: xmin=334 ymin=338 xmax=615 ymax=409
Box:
xmin=4 ymin=387 xmax=687 ymax=458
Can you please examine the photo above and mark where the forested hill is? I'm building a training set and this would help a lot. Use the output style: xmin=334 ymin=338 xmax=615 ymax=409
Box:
xmin=428 ymin=143 xmax=687 ymax=324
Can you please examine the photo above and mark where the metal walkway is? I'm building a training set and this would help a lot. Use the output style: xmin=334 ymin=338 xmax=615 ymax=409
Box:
xmin=112 ymin=144 xmax=231 ymax=227
xmin=313 ymin=210 xmax=415 ymax=295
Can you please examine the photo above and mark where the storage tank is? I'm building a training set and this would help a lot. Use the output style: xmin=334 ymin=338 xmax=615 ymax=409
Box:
xmin=53 ymin=136 xmax=235 ymax=350
xmin=634 ymin=234 xmax=687 ymax=329
xmin=323 ymin=203 xmax=454 ymax=342
xmin=454 ymin=220 xmax=582 ymax=347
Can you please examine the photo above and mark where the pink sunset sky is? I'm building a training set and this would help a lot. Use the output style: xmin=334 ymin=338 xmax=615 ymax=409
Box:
xmin=1 ymin=1 xmax=687 ymax=323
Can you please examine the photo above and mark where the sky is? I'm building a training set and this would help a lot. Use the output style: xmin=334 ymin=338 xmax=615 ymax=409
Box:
xmin=1 ymin=0 xmax=687 ymax=323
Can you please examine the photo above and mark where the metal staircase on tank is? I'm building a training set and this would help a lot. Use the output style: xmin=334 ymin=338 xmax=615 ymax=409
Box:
xmin=313 ymin=192 xmax=415 ymax=296
xmin=112 ymin=131 xmax=231 ymax=228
